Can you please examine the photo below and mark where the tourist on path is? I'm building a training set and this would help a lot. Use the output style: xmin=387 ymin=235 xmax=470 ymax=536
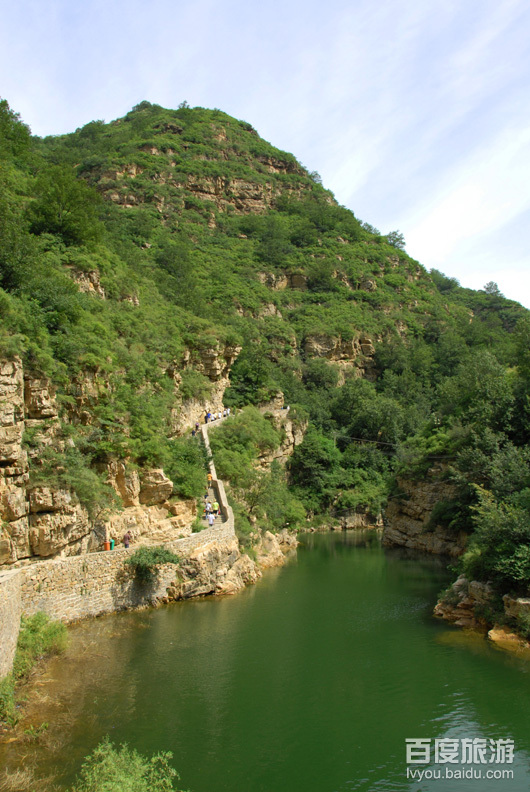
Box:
xmin=123 ymin=530 xmax=132 ymax=549
xmin=208 ymin=512 xmax=215 ymax=527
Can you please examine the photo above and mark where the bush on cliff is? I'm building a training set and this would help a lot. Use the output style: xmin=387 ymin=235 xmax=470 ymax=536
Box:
xmin=125 ymin=546 xmax=180 ymax=584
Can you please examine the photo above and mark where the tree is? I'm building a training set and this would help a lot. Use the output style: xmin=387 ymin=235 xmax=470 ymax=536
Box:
xmin=0 ymin=98 xmax=30 ymax=160
xmin=288 ymin=427 xmax=342 ymax=509
xmin=385 ymin=230 xmax=406 ymax=250
xmin=28 ymin=165 xmax=102 ymax=245
xmin=483 ymin=281 xmax=503 ymax=297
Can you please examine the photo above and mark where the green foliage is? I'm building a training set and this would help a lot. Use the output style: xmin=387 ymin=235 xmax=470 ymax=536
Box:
xmin=178 ymin=369 xmax=212 ymax=401
xmin=0 ymin=674 xmax=16 ymax=725
xmin=31 ymin=444 xmax=119 ymax=519
xmin=0 ymin=98 xmax=31 ymax=160
xmin=288 ymin=427 xmax=343 ymax=511
xmin=13 ymin=612 xmax=68 ymax=679
xmin=460 ymin=488 xmax=530 ymax=594
xmin=210 ymin=410 xmax=305 ymax=533
xmin=224 ymin=344 xmax=280 ymax=407
xmin=164 ymin=436 xmax=208 ymax=500
xmin=516 ymin=613 xmax=530 ymax=641
xmin=70 ymin=737 xmax=184 ymax=792
xmin=28 ymin=166 xmax=102 ymax=245
xmin=384 ymin=230 xmax=406 ymax=250
xmin=125 ymin=546 xmax=180 ymax=584
xmin=0 ymin=612 xmax=68 ymax=725
xmin=0 ymin=98 xmax=528 ymax=596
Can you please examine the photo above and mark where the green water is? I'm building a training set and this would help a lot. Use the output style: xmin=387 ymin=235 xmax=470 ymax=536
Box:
xmin=4 ymin=531 xmax=530 ymax=791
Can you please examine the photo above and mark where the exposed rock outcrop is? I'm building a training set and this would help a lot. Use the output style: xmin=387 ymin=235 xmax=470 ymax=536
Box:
xmin=139 ymin=469 xmax=174 ymax=505
xmin=0 ymin=357 xmax=199 ymax=566
xmin=0 ymin=359 xmax=31 ymax=565
xmin=67 ymin=268 xmax=106 ymax=299
xmin=162 ymin=537 xmax=261 ymax=600
xmin=106 ymin=501 xmax=196 ymax=547
xmin=303 ymin=333 xmax=376 ymax=382
xmin=503 ymin=595 xmax=530 ymax=619
xmin=383 ymin=475 xmax=467 ymax=556
xmin=29 ymin=495 xmax=91 ymax=558
xmin=339 ymin=509 xmax=383 ymax=529
xmin=169 ymin=341 xmax=241 ymax=434
xmin=434 ymin=576 xmax=530 ymax=651
xmin=255 ymin=530 xmax=286 ymax=568
xmin=257 ymin=404 xmax=307 ymax=467
xmin=433 ymin=575 xmax=492 ymax=628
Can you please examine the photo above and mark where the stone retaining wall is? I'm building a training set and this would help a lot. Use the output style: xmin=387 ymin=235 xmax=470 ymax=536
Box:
xmin=0 ymin=418 xmax=237 ymax=680
xmin=0 ymin=569 xmax=22 ymax=678
xmin=18 ymin=520 xmax=235 ymax=622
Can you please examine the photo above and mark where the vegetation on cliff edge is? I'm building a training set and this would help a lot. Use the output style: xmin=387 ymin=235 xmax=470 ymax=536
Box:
xmin=0 ymin=97 xmax=529 ymax=595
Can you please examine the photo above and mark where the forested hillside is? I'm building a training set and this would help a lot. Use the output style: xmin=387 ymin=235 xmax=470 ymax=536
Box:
xmin=1 ymin=98 xmax=530 ymax=607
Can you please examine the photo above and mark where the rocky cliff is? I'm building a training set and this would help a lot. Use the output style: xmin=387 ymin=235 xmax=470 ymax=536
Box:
xmin=434 ymin=575 xmax=530 ymax=651
xmin=303 ymin=333 xmax=377 ymax=382
xmin=382 ymin=474 xmax=467 ymax=556
xmin=0 ymin=356 xmax=206 ymax=567
xmin=169 ymin=341 xmax=241 ymax=434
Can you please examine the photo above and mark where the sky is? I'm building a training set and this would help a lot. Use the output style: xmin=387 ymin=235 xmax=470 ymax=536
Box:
xmin=2 ymin=0 xmax=529 ymax=307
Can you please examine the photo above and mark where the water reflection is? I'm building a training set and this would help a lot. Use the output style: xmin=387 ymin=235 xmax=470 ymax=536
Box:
xmin=1 ymin=531 xmax=530 ymax=792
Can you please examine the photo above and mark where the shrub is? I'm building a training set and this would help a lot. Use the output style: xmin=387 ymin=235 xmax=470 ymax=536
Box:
xmin=70 ymin=737 xmax=185 ymax=792
xmin=125 ymin=546 xmax=180 ymax=584
xmin=516 ymin=614 xmax=530 ymax=641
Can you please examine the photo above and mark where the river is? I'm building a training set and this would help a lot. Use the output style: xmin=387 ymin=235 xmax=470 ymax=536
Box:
xmin=2 ymin=531 xmax=530 ymax=791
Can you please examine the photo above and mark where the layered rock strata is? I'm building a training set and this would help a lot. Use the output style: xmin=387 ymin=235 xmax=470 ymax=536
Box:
xmin=434 ymin=575 xmax=530 ymax=651
xmin=383 ymin=475 xmax=467 ymax=556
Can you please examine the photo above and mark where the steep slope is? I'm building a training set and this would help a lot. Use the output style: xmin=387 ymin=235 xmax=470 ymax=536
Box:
xmin=0 ymin=98 xmax=529 ymax=598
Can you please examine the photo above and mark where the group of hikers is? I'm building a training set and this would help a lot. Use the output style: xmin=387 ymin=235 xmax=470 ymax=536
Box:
xmin=203 ymin=495 xmax=220 ymax=526
xmin=204 ymin=407 xmax=231 ymax=423
xmin=190 ymin=407 xmax=231 ymax=436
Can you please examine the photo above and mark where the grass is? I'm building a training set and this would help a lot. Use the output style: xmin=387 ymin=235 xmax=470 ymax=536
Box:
xmin=0 ymin=612 xmax=67 ymax=725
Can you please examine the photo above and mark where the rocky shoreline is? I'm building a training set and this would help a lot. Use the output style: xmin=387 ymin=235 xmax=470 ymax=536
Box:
xmin=433 ymin=574 xmax=530 ymax=653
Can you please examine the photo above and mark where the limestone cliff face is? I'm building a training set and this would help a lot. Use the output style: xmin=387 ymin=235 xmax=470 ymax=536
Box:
xmin=0 ymin=359 xmax=48 ymax=564
xmin=303 ymin=333 xmax=377 ymax=382
xmin=382 ymin=475 xmax=467 ymax=557
xmin=161 ymin=529 xmax=296 ymax=602
xmin=0 ymin=357 xmax=200 ymax=567
xmin=103 ymin=153 xmax=306 ymax=218
xmin=433 ymin=576 xmax=493 ymax=629
xmin=256 ymin=403 xmax=307 ymax=468
xmin=170 ymin=341 xmax=241 ymax=434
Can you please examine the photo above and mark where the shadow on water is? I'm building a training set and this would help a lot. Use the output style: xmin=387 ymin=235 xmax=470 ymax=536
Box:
xmin=2 ymin=530 xmax=530 ymax=792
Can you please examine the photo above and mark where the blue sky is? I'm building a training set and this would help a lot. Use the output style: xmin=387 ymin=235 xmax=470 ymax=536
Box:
xmin=2 ymin=0 xmax=529 ymax=306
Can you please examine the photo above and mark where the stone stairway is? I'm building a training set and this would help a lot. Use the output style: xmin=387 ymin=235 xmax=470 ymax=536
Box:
xmin=199 ymin=485 xmax=224 ymax=528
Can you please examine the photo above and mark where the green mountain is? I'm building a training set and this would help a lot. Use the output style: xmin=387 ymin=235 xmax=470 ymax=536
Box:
xmin=1 ymin=98 xmax=530 ymax=608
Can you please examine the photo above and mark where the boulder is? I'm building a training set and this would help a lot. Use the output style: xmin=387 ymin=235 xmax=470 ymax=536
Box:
xmin=139 ymin=469 xmax=174 ymax=505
